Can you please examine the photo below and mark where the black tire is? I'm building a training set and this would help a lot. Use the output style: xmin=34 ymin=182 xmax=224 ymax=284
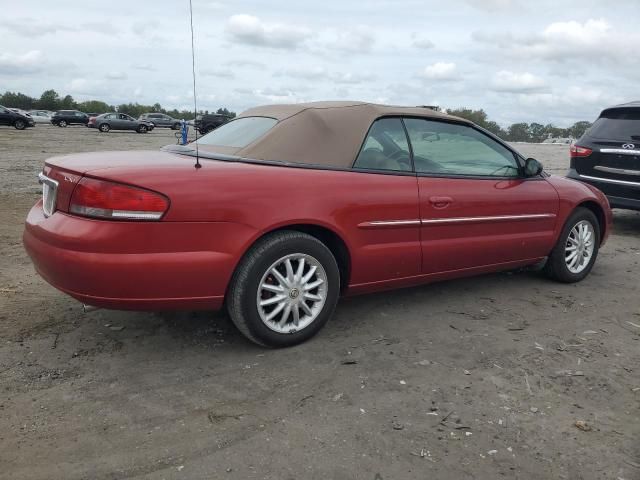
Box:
xmin=171 ymin=123 xmax=181 ymax=130
xmin=227 ymin=231 xmax=340 ymax=348
xmin=58 ymin=120 xmax=67 ymax=127
xmin=99 ymin=123 xmax=110 ymax=133
xmin=545 ymin=207 xmax=600 ymax=283
xmin=137 ymin=124 xmax=148 ymax=133
xmin=14 ymin=119 xmax=26 ymax=130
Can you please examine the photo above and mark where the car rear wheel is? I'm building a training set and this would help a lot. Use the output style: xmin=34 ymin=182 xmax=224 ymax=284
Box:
xmin=227 ymin=231 xmax=340 ymax=347
xmin=99 ymin=123 xmax=110 ymax=133
xmin=58 ymin=120 xmax=67 ymax=127
xmin=545 ymin=207 xmax=600 ymax=283
xmin=137 ymin=125 xmax=148 ymax=133
xmin=14 ymin=119 xmax=26 ymax=130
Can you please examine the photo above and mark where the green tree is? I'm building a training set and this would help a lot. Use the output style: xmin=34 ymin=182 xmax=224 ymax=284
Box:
xmin=60 ymin=94 xmax=76 ymax=109
xmin=528 ymin=123 xmax=546 ymax=143
xmin=76 ymin=100 xmax=113 ymax=114
xmin=507 ymin=123 xmax=531 ymax=142
xmin=0 ymin=91 xmax=37 ymax=109
xmin=568 ymin=121 xmax=592 ymax=139
xmin=38 ymin=89 xmax=61 ymax=111
xmin=447 ymin=107 xmax=504 ymax=138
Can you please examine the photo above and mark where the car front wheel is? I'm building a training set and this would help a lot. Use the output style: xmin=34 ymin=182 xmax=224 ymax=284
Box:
xmin=137 ymin=125 xmax=148 ymax=133
xmin=14 ymin=119 xmax=26 ymax=130
xmin=545 ymin=207 xmax=600 ymax=283
xmin=227 ymin=231 xmax=340 ymax=347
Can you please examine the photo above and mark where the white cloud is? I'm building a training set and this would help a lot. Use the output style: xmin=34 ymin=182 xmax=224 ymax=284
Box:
xmin=464 ymin=0 xmax=520 ymax=11
xmin=0 ymin=50 xmax=44 ymax=74
xmin=200 ymin=68 xmax=235 ymax=79
xmin=106 ymin=71 xmax=127 ymax=80
xmin=474 ymin=18 xmax=640 ymax=64
xmin=420 ymin=62 xmax=458 ymax=80
xmin=411 ymin=34 xmax=434 ymax=49
xmin=326 ymin=25 xmax=376 ymax=53
xmin=225 ymin=14 xmax=312 ymax=49
xmin=132 ymin=63 xmax=156 ymax=71
xmin=491 ymin=71 xmax=547 ymax=93
xmin=276 ymin=67 xmax=375 ymax=85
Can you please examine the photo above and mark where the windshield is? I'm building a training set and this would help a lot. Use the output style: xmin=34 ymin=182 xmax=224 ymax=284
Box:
xmin=589 ymin=109 xmax=640 ymax=141
xmin=196 ymin=116 xmax=277 ymax=148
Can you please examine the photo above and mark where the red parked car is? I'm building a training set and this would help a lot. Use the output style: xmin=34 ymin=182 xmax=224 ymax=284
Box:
xmin=24 ymin=102 xmax=612 ymax=347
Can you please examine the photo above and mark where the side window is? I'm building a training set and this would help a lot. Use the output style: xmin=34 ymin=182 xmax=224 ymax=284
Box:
xmin=353 ymin=118 xmax=411 ymax=172
xmin=404 ymin=118 xmax=519 ymax=177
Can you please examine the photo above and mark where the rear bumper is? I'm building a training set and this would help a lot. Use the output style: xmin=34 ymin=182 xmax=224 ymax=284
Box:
xmin=23 ymin=202 xmax=255 ymax=311
xmin=567 ymin=169 xmax=640 ymax=211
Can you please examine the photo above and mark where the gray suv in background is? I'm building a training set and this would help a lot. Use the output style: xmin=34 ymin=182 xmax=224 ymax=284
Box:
xmin=138 ymin=113 xmax=181 ymax=130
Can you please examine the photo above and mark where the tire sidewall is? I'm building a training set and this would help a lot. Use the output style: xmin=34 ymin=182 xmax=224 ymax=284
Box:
xmin=235 ymin=235 xmax=340 ymax=347
xmin=550 ymin=208 xmax=600 ymax=282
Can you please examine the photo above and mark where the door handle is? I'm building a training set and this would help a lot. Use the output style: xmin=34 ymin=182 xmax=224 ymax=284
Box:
xmin=429 ymin=196 xmax=453 ymax=209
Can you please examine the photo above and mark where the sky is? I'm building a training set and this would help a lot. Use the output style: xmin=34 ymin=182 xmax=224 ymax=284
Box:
xmin=1 ymin=0 xmax=638 ymax=127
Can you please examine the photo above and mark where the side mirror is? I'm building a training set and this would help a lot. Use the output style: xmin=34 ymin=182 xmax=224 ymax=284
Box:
xmin=524 ymin=157 xmax=543 ymax=177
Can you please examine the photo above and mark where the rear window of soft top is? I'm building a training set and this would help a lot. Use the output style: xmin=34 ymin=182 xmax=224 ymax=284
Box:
xmin=196 ymin=116 xmax=277 ymax=148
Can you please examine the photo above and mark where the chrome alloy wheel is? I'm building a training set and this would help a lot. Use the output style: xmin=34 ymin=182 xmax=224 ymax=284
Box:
xmin=565 ymin=220 xmax=595 ymax=274
xmin=257 ymin=253 xmax=328 ymax=334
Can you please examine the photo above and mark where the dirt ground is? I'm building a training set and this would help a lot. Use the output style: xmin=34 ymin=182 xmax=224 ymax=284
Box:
xmin=1 ymin=124 xmax=639 ymax=480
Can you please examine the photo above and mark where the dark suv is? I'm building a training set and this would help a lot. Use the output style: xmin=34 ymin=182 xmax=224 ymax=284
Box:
xmin=138 ymin=113 xmax=181 ymax=130
xmin=0 ymin=105 xmax=36 ymax=129
xmin=194 ymin=114 xmax=231 ymax=135
xmin=568 ymin=101 xmax=640 ymax=211
xmin=51 ymin=110 xmax=89 ymax=127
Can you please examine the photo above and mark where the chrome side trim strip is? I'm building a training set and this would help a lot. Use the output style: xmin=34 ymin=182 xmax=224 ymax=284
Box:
xmin=579 ymin=174 xmax=640 ymax=187
xmin=594 ymin=165 xmax=640 ymax=177
xmin=421 ymin=213 xmax=556 ymax=225
xmin=358 ymin=219 xmax=421 ymax=229
xmin=600 ymin=148 xmax=640 ymax=156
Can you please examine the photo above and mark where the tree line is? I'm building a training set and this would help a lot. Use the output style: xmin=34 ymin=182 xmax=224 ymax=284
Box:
xmin=1 ymin=89 xmax=591 ymax=141
xmin=445 ymin=108 xmax=592 ymax=142
xmin=0 ymin=89 xmax=236 ymax=121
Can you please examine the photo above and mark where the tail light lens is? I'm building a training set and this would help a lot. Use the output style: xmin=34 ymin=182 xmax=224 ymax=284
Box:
xmin=70 ymin=177 xmax=169 ymax=220
xmin=570 ymin=145 xmax=592 ymax=157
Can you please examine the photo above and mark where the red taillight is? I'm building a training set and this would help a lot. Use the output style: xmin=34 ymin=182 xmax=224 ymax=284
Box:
xmin=570 ymin=145 xmax=592 ymax=157
xmin=69 ymin=177 xmax=169 ymax=220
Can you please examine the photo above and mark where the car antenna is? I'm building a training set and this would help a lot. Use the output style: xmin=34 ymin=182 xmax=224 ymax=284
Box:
xmin=188 ymin=0 xmax=201 ymax=169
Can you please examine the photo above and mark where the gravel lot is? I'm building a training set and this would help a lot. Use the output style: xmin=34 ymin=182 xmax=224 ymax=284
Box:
xmin=1 ymin=124 xmax=639 ymax=480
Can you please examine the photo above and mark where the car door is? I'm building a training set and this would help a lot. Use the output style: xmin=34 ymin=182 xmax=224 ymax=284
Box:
xmin=123 ymin=114 xmax=137 ymax=130
xmin=0 ymin=106 xmax=11 ymax=125
xmin=403 ymin=118 xmax=559 ymax=274
xmin=351 ymin=117 xmax=422 ymax=282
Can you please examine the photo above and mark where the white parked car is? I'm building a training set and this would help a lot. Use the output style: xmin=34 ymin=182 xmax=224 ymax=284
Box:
xmin=28 ymin=110 xmax=54 ymax=124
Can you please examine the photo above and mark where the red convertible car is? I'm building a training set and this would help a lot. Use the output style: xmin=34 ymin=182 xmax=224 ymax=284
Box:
xmin=24 ymin=102 xmax=612 ymax=347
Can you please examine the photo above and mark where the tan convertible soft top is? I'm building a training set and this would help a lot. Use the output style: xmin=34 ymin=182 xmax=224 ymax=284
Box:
xmin=229 ymin=101 xmax=470 ymax=168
